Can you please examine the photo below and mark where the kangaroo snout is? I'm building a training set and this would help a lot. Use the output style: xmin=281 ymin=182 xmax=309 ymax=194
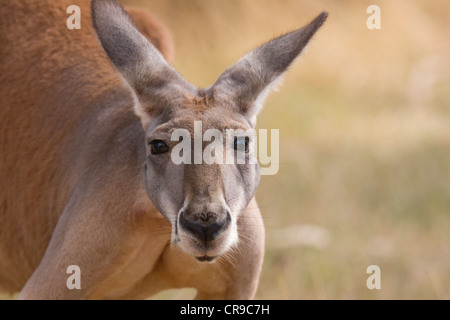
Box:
xmin=176 ymin=202 xmax=237 ymax=261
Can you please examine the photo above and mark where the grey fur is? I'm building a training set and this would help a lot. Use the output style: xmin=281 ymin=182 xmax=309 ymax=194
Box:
xmin=92 ymin=0 xmax=196 ymax=117
xmin=209 ymin=12 xmax=328 ymax=123
xmin=92 ymin=0 xmax=327 ymax=124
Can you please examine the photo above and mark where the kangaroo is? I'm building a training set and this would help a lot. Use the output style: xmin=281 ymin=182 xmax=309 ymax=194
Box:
xmin=0 ymin=0 xmax=327 ymax=299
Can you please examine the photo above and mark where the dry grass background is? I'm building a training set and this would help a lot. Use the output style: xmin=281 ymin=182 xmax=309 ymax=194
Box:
xmin=2 ymin=0 xmax=449 ymax=300
xmin=120 ymin=0 xmax=449 ymax=300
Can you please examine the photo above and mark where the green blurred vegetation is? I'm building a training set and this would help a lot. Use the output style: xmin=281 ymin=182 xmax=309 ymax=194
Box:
xmin=118 ymin=0 xmax=450 ymax=299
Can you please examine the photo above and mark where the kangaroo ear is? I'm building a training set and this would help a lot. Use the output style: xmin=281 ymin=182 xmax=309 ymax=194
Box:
xmin=210 ymin=12 xmax=328 ymax=126
xmin=91 ymin=0 xmax=195 ymax=128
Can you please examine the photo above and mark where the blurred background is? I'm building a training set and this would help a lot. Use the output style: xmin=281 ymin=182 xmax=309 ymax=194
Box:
xmin=118 ymin=0 xmax=450 ymax=299
xmin=3 ymin=0 xmax=448 ymax=300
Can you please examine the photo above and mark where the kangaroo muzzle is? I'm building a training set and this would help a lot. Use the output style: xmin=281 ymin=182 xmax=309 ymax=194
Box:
xmin=175 ymin=199 xmax=237 ymax=261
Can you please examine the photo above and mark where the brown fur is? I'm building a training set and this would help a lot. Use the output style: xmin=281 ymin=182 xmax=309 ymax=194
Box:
xmin=0 ymin=0 xmax=326 ymax=299
xmin=0 ymin=0 xmax=264 ymax=299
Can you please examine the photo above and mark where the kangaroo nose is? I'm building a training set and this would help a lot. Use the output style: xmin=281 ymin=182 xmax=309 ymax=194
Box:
xmin=179 ymin=211 xmax=230 ymax=243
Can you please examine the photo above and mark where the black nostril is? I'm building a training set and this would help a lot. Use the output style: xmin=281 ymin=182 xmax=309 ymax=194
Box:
xmin=204 ymin=218 xmax=226 ymax=242
xmin=179 ymin=212 xmax=230 ymax=243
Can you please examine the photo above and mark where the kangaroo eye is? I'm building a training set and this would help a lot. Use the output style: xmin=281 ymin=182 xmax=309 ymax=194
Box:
xmin=149 ymin=140 xmax=169 ymax=155
xmin=234 ymin=136 xmax=250 ymax=153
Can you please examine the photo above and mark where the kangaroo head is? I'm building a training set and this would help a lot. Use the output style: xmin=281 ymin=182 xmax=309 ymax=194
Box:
xmin=92 ymin=0 xmax=327 ymax=262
